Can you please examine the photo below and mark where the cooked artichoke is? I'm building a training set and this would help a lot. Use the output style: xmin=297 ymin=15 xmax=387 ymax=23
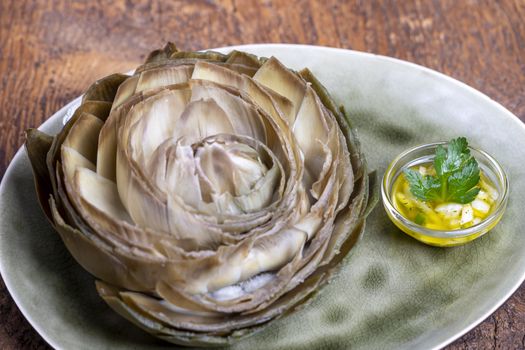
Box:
xmin=25 ymin=43 xmax=375 ymax=346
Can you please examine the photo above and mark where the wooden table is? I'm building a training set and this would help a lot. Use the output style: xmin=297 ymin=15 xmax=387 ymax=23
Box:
xmin=1 ymin=1 xmax=524 ymax=348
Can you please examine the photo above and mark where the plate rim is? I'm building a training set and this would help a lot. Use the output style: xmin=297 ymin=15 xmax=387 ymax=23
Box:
xmin=0 ymin=43 xmax=524 ymax=350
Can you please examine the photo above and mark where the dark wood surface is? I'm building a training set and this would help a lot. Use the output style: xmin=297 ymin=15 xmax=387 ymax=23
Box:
xmin=1 ymin=0 xmax=524 ymax=349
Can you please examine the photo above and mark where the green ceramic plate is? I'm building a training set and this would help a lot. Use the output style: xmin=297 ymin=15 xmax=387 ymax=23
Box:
xmin=1 ymin=44 xmax=524 ymax=349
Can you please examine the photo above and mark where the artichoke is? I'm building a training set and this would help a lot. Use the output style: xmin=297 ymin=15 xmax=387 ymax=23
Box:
xmin=25 ymin=43 xmax=375 ymax=346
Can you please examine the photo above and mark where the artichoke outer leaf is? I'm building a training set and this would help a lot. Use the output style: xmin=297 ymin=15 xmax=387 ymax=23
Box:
xmin=96 ymin=281 xmax=231 ymax=347
xmin=25 ymin=129 xmax=54 ymax=221
xmin=169 ymin=50 xmax=228 ymax=62
xmin=298 ymin=68 xmax=345 ymax=126
xmin=82 ymin=73 xmax=129 ymax=104
xmin=144 ymin=42 xmax=178 ymax=64
xmin=52 ymin=184 xmax=169 ymax=292
xmin=363 ymin=170 xmax=380 ymax=218
xmin=50 ymin=198 xmax=143 ymax=289
xmin=225 ymin=50 xmax=262 ymax=69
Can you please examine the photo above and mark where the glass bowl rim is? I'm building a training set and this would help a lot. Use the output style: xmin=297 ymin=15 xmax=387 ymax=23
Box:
xmin=381 ymin=141 xmax=509 ymax=239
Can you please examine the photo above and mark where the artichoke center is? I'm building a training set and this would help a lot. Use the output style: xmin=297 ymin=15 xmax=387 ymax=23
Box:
xmin=195 ymin=141 xmax=269 ymax=205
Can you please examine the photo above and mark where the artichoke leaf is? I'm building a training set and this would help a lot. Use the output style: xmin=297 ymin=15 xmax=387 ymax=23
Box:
xmin=158 ymin=224 xmax=311 ymax=312
xmin=192 ymin=61 xmax=294 ymax=123
xmin=253 ymin=57 xmax=306 ymax=124
xmin=172 ymin=98 xmax=235 ymax=146
xmin=74 ymin=167 xmax=133 ymax=223
xmin=194 ymin=134 xmax=295 ymax=224
xmin=333 ymin=120 xmax=355 ymax=210
xmin=247 ymin=192 xmax=367 ymax=316
xmin=111 ymin=75 xmax=139 ymax=111
xmin=47 ymin=101 xmax=112 ymax=195
xmin=61 ymin=146 xmax=96 ymax=186
xmin=150 ymin=141 xmax=205 ymax=209
xmin=219 ymin=63 xmax=259 ymax=77
xmin=97 ymin=284 xmax=234 ymax=347
xmin=111 ymin=274 xmax=324 ymax=334
xmin=241 ymin=199 xmax=340 ymax=314
xmin=61 ymin=155 xmax=181 ymax=259
xmin=239 ymin=79 xmax=297 ymax=172
xmin=51 ymin=198 xmax=163 ymax=291
xmin=189 ymin=81 xmax=267 ymax=144
xmin=293 ymin=87 xmax=330 ymax=185
xmin=236 ymin=162 xmax=351 ymax=314
xmin=144 ymin=42 xmax=178 ymax=64
xmin=170 ymin=50 xmax=227 ymax=62
xmin=66 ymin=168 xmax=167 ymax=257
xmin=165 ymin=193 xmax=235 ymax=250
xmin=128 ymin=88 xmax=191 ymax=165
xmin=363 ymin=170 xmax=379 ymax=218
xmin=101 ymin=85 xmax=190 ymax=181
xmin=225 ymin=50 xmax=262 ymax=69
xmin=63 ymin=112 xmax=103 ymax=164
xmin=308 ymin=139 xmax=334 ymax=200
xmin=192 ymin=61 xmax=246 ymax=89
xmin=59 ymin=154 xmax=207 ymax=261
xmin=299 ymin=69 xmax=363 ymax=173
xmin=194 ymin=138 xmax=282 ymax=214
xmin=228 ymin=164 xmax=280 ymax=213
xmin=25 ymin=129 xmax=54 ymax=220
xmin=136 ymin=65 xmax=193 ymax=96
xmin=116 ymin=146 xmax=170 ymax=233
xmin=320 ymin=166 xmax=369 ymax=266
xmin=82 ymin=73 xmax=129 ymax=104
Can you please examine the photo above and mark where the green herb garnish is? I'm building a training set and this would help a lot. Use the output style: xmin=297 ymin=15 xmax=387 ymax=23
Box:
xmin=414 ymin=213 xmax=426 ymax=225
xmin=404 ymin=137 xmax=480 ymax=204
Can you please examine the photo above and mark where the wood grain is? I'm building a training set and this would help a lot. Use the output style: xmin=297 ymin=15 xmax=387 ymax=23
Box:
xmin=0 ymin=0 xmax=524 ymax=349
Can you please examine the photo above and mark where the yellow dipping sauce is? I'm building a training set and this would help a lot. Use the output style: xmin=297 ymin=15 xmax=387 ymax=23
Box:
xmin=392 ymin=164 xmax=499 ymax=231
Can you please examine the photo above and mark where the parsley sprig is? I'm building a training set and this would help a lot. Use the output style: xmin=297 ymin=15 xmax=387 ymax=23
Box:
xmin=403 ymin=137 xmax=480 ymax=204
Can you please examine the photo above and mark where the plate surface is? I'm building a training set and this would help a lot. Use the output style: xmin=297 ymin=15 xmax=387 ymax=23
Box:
xmin=1 ymin=44 xmax=524 ymax=350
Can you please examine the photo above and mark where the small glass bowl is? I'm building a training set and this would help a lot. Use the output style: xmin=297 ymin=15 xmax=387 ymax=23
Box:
xmin=381 ymin=142 xmax=509 ymax=247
